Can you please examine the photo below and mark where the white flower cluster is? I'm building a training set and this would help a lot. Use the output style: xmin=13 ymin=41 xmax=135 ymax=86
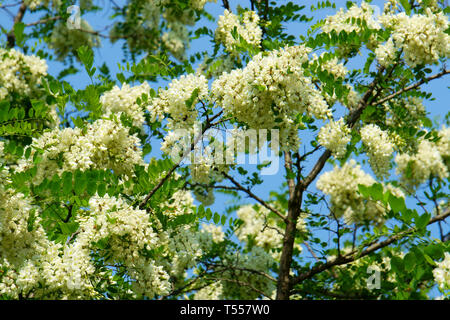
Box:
xmin=166 ymin=225 xmax=204 ymax=280
xmin=375 ymin=37 xmax=396 ymax=67
xmin=385 ymin=97 xmax=426 ymax=130
xmin=360 ymin=124 xmax=394 ymax=179
xmin=318 ymin=118 xmax=351 ymax=158
xmin=395 ymin=130 xmax=448 ymax=188
xmin=0 ymin=48 xmax=47 ymax=99
xmin=212 ymin=45 xmax=331 ymax=151
xmin=100 ymin=82 xmax=152 ymax=128
xmin=76 ymin=195 xmax=171 ymax=297
xmin=193 ymin=281 xmax=223 ymax=300
xmin=215 ymin=9 xmax=262 ymax=54
xmin=379 ymin=8 xmax=450 ymax=67
xmin=150 ymin=73 xmax=208 ymax=129
xmin=0 ymin=187 xmax=100 ymax=299
xmin=163 ymin=190 xmax=195 ymax=218
xmin=24 ymin=0 xmax=59 ymax=10
xmin=433 ymin=252 xmax=450 ymax=291
xmin=322 ymin=1 xmax=381 ymax=53
xmin=236 ymin=204 xmax=283 ymax=252
xmin=437 ymin=126 xmax=450 ymax=160
xmin=201 ymin=223 xmax=225 ymax=243
xmin=162 ymin=21 xmax=190 ymax=60
xmin=322 ymin=2 xmax=381 ymax=34
xmin=17 ymin=118 xmax=143 ymax=183
xmin=219 ymin=246 xmax=277 ymax=299
xmin=317 ymin=160 xmax=403 ymax=225
xmin=190 ymin=0 xmax=216 ymax=11
xmin=311 ymin=53 xmax=348 ymax=80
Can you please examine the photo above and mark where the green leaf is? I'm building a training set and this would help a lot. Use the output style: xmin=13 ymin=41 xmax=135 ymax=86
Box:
xmin=13 ymin=22 xmax=26 ymax=47
xmin=213 ymin=212 xmax=220 ymax=224
xmin=403 ymin=252 xmax=416 ymax=272
xmin=62 ymin=171 xmax=73 ymax=195
xmin=77 ymin=46 xmax=95 ymax=77
xmin=399 ymin=0 xmax=411 ymax=15
xmin=388 ymin=194 xmax=406 ymax=214
xmin=206 ymin=208 xmax=212 ymax=221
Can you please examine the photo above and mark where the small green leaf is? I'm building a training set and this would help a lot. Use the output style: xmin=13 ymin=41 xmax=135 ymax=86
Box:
xmin=403 ymin=252 xmax=416 ymax=272
xmin=415 ymin=213 xmax=430 ymax=229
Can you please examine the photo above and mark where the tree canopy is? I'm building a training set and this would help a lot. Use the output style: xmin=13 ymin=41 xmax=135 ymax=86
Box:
xmin=0 ymin=0 xmax=449 ymax=300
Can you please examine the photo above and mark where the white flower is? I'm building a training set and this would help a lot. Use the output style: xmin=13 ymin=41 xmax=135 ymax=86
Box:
xmin=0 ymin=48 xmax=47 ymax=96
xmin=100 ymin=82 xmax=152 ymax=127
xmin=316 ymin=160 xmax=389 ymax=225
xmin=212 ymin=45 xmax=330 ymax=151
xmin=433 ymin=252 xmax=450 ymax=291
xmin=379 ymin=9 xmax=450 ymax=67
xmin=395 ymin=138 xmax=448 ymax=188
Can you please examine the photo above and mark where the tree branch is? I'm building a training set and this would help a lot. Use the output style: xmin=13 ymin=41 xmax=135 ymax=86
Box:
xmin=372 ymin=69 xmax=450 ymax=107
xmin=221 ymin=171 xmax=287 ymax=222
xmin=7 ymin=1 xmax=27 ymax=48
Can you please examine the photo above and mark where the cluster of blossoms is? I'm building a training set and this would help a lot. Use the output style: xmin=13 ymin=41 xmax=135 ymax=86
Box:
xmin=321 ymin=1 xmax=381 ymax=53
xmin=149 ymin=73 xmax=208 ymax=130
xmin=212 ymin=45 xmax=331 ymax=151
xmin=49 ymin=20 xmax=100 ymax=61
xmin=433 ymin=252 xmax=450 ymax=291
xmin=110 ymin=0 xmax=215 ymax=60
xmin=316 ymin=160 xmax=404 ymax=225
xmin=384 ymin=97 xmax=427 ymax=130
xmin=193 ymin=281 xmax=223 ymax=300
xmin=163 ymin=189 xmax=196 ymax=219
xmin=360 ymin=124 xmax=394 ymax=179
xmin=24 ymin=0 xmax=60 ymax=10
xmin=328 ymin=247 xmax=403 ymax=291
xmin=0 ymin=48 xmax=47 ymax=99
xmin=220 ymin=246 xmax=277 ymax=299
xmin=16 ymin=118 xmax=143 ymax=183
xmin=318 ymin=118 xmax=351 ymax=159
xmin=215 ymin=10 xmax=262 ymax=54
xmin=322 ymin=1 xmax=380 ymax=33
xmin=395 ymin=127 xmax=449 ymax=188
xmin=0 ymin=185 xmax=101 ymax=299
xmin=100 ymin=82 xmax=152 ymax=128
xmin=311 ymin=53 xmax=348 ymax=80
xmin=374 ymin=37 xmax=397 ymax=68
xmin=162 ymin=21 xmax=190 ymax=60
xmin=201 ymin=223 xmax=225 ymax=243
xmin=378 ymin=8 xmax=450 ymax=67
xmin=76 ymin=195 xmax=171 ymax=297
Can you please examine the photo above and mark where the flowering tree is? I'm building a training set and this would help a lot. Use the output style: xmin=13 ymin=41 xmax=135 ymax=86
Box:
xmin=0 ymin=0 xmax=449 ymax=300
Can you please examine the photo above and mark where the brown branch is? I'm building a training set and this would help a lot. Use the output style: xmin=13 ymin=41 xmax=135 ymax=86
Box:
xmin=221 ymin=0 xmax=230 ymax=11
xmin=7 ymin=2 xmax=27 ymax=48
xmin=26 ymin=16 xmax=62 ymax=27
xmin=221 ymin=171 xmax=287 ymax=222
xmin=208 ymin=277 xmax=273 ymax=300
xmin=372 ymin=69 xmax=450 ymax=107
xmin=291 ymin=206 xmax=450 ymax=288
